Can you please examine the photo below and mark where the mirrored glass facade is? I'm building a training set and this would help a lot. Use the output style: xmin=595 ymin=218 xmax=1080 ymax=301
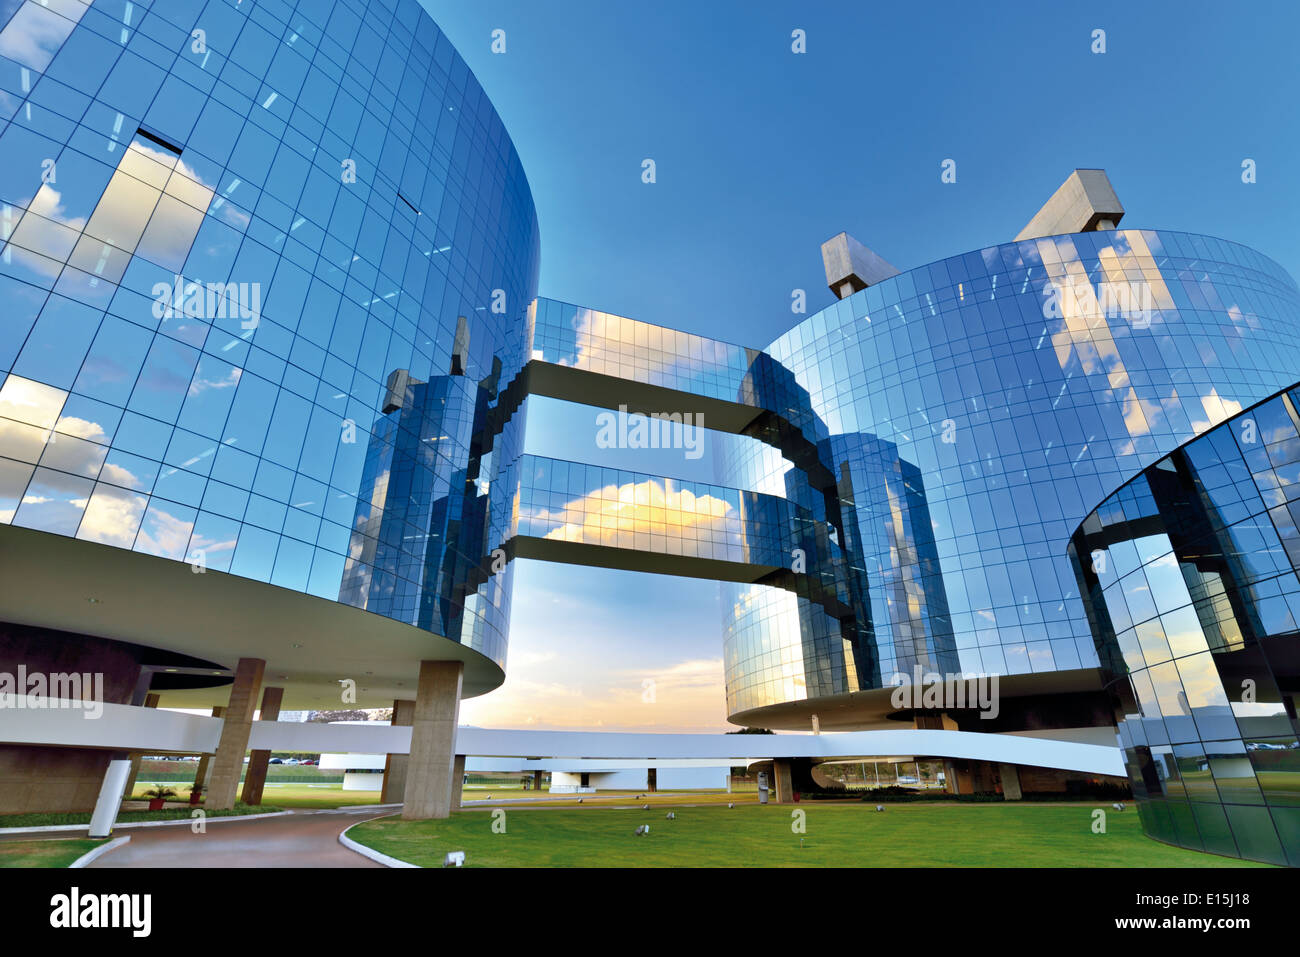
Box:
xmin=1071 ymin=384 xmax=1300 ymax=865
xmin=0 ymin=0 xmax=539 ymax=668
xmin=724 ymin=230 xmax=1300 ymax=717
xmin=4 ymin=2 xmax=1299 ymax=801
xmin=510 ymin=237 xmax=1300 ymax=721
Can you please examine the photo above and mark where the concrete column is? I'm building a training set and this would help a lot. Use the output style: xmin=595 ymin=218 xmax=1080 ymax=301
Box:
xmin=189 ymin=706 xmax=223 ymax=803
xmin=380 ymin=698 xmax=415 ymax=804
xmin=121 ymin=693 xmax=161 ymax=802
xmin=401 ymin=660 xmax=463 ymax=820
xmin=206 ymin=658 xmax=265 ymax=810
xmin=88 ymin=756 xmax=132 ymax=838
xmin=773 ymin=757 xmax=794 ymax=804
xmin=999 ymin=763 xmax=1023 ymax=801
xmin=451 ymin=754 xmax=465 ymax=810
xmin=943 ymin=759 xmax=961 ymax=795
xmin=533 ymin=769 xmax=543 ymax=792
xmin=240 ymin=686 xmax=283 ymax=806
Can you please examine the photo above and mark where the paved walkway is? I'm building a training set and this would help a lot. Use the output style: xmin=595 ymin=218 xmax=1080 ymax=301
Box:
xmin=87 ymin=808 xmax=386 ymax=868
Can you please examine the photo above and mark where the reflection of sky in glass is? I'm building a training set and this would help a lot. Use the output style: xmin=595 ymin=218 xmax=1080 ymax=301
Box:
xmin=0 ymin=0 xmax=89 ymax=73
xmin=1074 ymin=385 xmax=1300 ymax=863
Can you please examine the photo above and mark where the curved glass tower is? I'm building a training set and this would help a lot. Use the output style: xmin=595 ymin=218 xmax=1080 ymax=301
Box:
xmin=1071 ymin=383 xmax=1300 ymax=865
xmin=720 ymin=229 xmax=1300 ymax=727
xmin=1 ymin=0 xmax=1297 ymax=838
xmin=0 ymin=0 xmax=538 ymax=699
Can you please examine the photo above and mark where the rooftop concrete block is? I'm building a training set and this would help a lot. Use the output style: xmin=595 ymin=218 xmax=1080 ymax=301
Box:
xmin=1015 ymin=169 xmax=1124 ymax=241
xmin=821 ymin=232 xmax=902 ymax=299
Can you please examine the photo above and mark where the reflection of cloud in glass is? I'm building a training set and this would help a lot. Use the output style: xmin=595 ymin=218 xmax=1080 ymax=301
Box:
xmin=0 ymin=375 xmax=66 ymax=428
xmin=1175 ymin=653 xmax=1232 ymax=710
xmin=187 ymin=365 xmax=242 ymax=396
xmin=0 ymin=1 xmax=89 ymax=72
xmin=11 ymin=466 xmax=91 ymax=535
xmin=723 ymin=582 xmax=811 ymax=706
xmin=526 ymin=477 xmax=737 ymax=549
xmin=133 ymin=504 xmax=195 ymax=561
xmin=554 ymin=307 xmax=744 ymax=395
xmin=1190 ymin=388 xmax=1243 ymax=434
xmin=77 ymin=484 xmax=147 ymax=547
xmin=1048 ymin=231 xmax=1178 ymax=452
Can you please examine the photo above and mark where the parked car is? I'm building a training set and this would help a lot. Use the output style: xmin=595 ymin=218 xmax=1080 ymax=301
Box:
xmin=269 ymin=758 xmax=283 ymax=764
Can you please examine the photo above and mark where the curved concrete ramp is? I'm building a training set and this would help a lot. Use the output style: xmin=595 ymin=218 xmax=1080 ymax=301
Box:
xmin=0 ymin=702 xmax=1124 ymax=778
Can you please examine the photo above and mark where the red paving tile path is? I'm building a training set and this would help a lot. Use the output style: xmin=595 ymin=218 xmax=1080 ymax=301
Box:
xmin=87 ymin=809 xmax=388 ymax=868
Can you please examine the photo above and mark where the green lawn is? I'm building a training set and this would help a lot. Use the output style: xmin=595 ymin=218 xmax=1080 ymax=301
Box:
xmin=124 ymin=781 xmax=382 ymax=809
xmin=253 ymin=784 xmax=383 ymax=809
xmin=0 ymin=802 xmax=282 ymax=829
xmin=0 ymin=838 xmax=106 ymax=868
xmin=348 ymin=802 xmax=1272 ymax=868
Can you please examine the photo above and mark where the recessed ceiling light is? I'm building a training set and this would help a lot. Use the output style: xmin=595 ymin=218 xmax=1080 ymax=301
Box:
xmin=87 ymin=597 xmax=101 ymax=604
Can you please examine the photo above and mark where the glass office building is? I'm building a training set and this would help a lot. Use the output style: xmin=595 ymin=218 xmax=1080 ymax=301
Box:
xmin=1071 ymin=384 xmax=1300 ymax=865
xmin=722 ymin=230 xmax=1300 ymax=724
xmin=2 ymin=1 xmax=1299 ymax=856
xmin=0 ymin=0 xmax=538 ymax=671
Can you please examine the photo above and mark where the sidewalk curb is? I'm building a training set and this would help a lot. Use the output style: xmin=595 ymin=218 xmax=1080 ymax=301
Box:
xmin=338 ymin=815 xmax=420 ymax=868
xmin=69 ymin=835 xmax=130 ymax=868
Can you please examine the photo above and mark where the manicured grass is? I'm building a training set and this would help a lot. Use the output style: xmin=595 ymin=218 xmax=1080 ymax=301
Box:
xmin=462 ymin=789 xmax=757 ymax=810
xmin=0 ymin=838 xmax=106 ymax=868
xmin=348 ymin=802 xmax=1272 ymax=868
xmin=0 ymin=802 xmax=283 ymax=829
xmin=124 ymin=781 xmax=381 ymax=809
xmin=253 ymin=784 xmax=383 ymax=808
xmin=129 ymin=760 xmax=344 ymax=784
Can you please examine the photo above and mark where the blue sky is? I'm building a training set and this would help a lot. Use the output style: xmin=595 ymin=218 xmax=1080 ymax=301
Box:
xmin=431 ymin=0 xmax=1300 ymax=730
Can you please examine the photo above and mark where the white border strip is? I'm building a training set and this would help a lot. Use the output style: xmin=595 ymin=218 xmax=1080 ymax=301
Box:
xmin=69 ymin=835 xmax=130 ymax=868
xmin=339 ymin=816 xmax=420 ymax=868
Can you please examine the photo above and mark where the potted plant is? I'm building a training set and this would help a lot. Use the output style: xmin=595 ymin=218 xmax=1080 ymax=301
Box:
xmin=187 ymin=785 xmax=203 ymax=806
xmin=144 ymin=785 xmax=177 ymax=811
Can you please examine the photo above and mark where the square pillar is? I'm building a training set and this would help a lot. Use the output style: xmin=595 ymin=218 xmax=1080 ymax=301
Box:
xmin=206 ymin=659 xmax=265 ymax=810
xmin=381 ymin=698 xmax=415 ymax=804
xmin=189 ymin=706 xmax=223 ymax=803
xmin=401 ymin=660 xmax=463 ymax=820
xmin=533 ymin=769 xmax=543 ymax=792
xmin=240 ymin=686 xmax=283 ymax=805
xmin=88 ymin=757 xmax=132 ymax=838
xmin=452 ymin=754 xmax=465 ymax=810
xmin=999 ymin=763 xmax=1023 ymax=801
xmin=121 ymin=693 xmax=161 ymax=802
xmin=943 ymin=760 xmax=961 ymax=795
xmin=773 ymin=758 xmax=794 ymax=804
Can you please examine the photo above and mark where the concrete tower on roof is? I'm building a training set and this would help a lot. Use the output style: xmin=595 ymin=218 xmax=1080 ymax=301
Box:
xmin=1015 ymin=168 xmax=1124 ymax=241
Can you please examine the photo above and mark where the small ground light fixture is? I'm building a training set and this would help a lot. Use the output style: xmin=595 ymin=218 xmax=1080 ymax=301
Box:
xmin=443 ymin=851 xmax=466 ymax=867
xmin=635 ymin=825 xmax=649 ymax=836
